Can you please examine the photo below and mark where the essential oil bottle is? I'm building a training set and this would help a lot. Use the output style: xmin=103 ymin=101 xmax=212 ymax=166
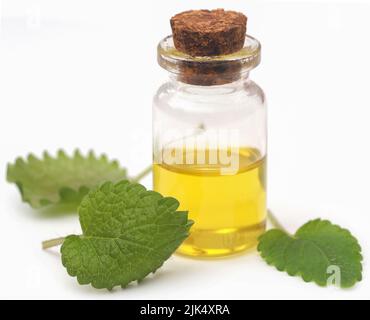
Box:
xmin=153 ymin=10 xmax=267 ymax=258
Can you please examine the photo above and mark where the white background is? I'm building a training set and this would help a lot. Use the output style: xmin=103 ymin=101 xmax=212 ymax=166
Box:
xmin=0 ymin=0 xmax=369 ymax=300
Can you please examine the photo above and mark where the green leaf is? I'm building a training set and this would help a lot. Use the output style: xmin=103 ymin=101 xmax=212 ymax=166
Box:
xmin=61 ymin=180 xmax=193 ymax=290
xmin=6 ymin=150 xmax=127 ymax=209
xmin=258 ymin=219 xmax=363 ymax=288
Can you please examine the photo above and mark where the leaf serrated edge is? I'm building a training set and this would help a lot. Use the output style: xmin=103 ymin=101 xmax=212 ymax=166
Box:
xmin=297 ymin=219 xmax=363 ymax=254
xmin=6 ymin=149 xmax=127 ymax=208
xmin=297 ymin=218 xmax=363 ymax=287
xmin=258 ymin=219 xmax=363 ymax=288
xmin=61 ymin=180 xmax=194 ymax=290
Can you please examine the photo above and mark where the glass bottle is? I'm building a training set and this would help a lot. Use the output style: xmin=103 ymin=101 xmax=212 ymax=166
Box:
xmin=153 ymin=35 xmax=267 ymax=258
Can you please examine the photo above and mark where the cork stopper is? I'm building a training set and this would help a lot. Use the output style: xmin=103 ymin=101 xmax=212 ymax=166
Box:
xmin=171 ymin=9 xmax=247 ymax=57
xmin=158 ymin=10 xmax=260 ymax=86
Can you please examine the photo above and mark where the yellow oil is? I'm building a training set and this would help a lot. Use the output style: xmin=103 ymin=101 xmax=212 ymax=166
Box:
xmin=153 ymin=147 xmax=267 ymax=258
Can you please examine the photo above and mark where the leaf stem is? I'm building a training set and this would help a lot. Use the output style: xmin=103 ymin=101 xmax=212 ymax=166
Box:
xmin=131 ymin=165 xmax=152 ymax=183
xmin=42 ymin=237 xmax=65 ymax=250
xmin=267 ymin=209 xmax=288 ymax=233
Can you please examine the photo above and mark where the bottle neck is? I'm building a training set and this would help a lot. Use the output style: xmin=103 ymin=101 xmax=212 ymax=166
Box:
xmin=169 ymin=72 xmax=250 ymax=90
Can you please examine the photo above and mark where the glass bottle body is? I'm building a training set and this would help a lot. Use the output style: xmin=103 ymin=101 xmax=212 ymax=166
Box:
xmin=153 ymin=74 xmax=267 ymax=258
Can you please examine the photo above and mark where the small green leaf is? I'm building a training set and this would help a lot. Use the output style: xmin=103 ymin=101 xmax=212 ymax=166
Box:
xmin=6 ymin=150 xmax=127 ymax=208
xmin=258 ymin=219 xmax=362 ymax=288
xmin=61 ymin=180 xmax=193 ymax=290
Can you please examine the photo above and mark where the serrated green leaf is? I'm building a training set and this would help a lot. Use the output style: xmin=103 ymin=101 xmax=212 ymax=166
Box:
xmin=6 ymin=150 xmax=127 ymax=209
xmin=61 ymin=180 xmax=193 ymax=290
xmin=258 ymin=219 xmax=362 ymax=288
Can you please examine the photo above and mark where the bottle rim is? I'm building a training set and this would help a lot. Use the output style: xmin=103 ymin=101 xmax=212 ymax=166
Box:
xmin=157 ymin=34 xmax=261 ymax=76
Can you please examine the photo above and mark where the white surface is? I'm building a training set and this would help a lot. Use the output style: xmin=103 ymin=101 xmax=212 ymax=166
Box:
xmin=0 ymin=0 xmax=369 ymax=300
